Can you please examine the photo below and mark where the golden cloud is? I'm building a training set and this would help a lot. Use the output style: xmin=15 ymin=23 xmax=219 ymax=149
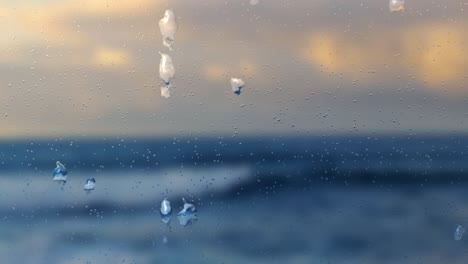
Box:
xmin=94 ymin=47 xmax=130 ymax=67
xmin=202 ymin=64 xmax=228 ymax=81
xmin=68 ymin=0 xmax=158 ymax=16
xmin=403 ymin=24 xmax=467 ymax=87
xmin=304 ymin=32 xmax=399 ymax=84
xmin=0 ymin=0 xmax=160 ymax=67
xmin=303 ymin=23 xmax=467 ymax=93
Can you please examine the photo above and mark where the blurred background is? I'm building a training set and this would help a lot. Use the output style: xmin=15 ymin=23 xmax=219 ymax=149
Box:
xmin=0 ymin=0 xmax=467 ymax=263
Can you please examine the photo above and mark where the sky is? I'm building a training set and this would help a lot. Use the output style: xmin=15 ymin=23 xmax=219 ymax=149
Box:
xmin=0 ymin=0 xmax=466 ymax=138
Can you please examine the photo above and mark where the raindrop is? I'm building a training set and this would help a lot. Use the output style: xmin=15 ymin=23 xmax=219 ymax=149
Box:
xmin=160 ymin=198 xmax=172 ymax=216
xmin=230 ymin=78 xmax=245 ymax=95
xmin=84 ymin=178 xmax=96 ymax=193
xmin=159 ymin=9 xmax=177 ymax=50
xmin=249 ymin=0 xmax=259 ymax=5
xmin=389 ymin=0 xmax=404 ymax=12
xmin=160 ymin=198 xmax=172 ymax=224
xmin=52 ymin=161 xmax=67 ymax=184
xmin=177 ymin=198 xmax=197 ymax=227
xmin=178 ymin=198 xmax=196 ymax=215
xmin=159 ymin=52 xmax=175 ymax=98
xmin=162 ymin=236 xmax=168 ymax=244
xmin=455 ymin=224 xmax=465 ymax=241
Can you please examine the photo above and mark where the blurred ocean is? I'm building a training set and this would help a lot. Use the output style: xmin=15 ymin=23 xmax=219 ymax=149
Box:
xmin=2 ymin=135 xmax=468 ymax=263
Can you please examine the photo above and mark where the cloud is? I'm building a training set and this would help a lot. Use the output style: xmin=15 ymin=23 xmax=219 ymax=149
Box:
xmin=302 ymin=23 xmax=467 ymax=93
xmin=402 ymin=24 xmax=467 ymax=87
xmin=202 ymin=64 xmax=228 ymax=81
xmin=0 ymin=0 xmax=161 ymax=68
xmin=94 ymin=47 xmax=131 ymax=67
xmin=303 ymin=32 xmax=397 ymax=82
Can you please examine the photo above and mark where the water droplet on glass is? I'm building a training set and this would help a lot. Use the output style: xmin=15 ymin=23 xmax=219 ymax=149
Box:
xmin=249 ymin=0 xmax=259 ymax=5
xmin=162 ymin=235 xmax=168 ymax=244
xmin=455 ymin=224 xmax=465 ymax=241
xmin=52 ymin=161 xmax=67 ymax=184
xmin=84 ymin=178 xmax=96 ymax=193
xmin=160 ymin=198 xmax=172 ymax=224
xmin=160 ymin=198 xmax=172 ymax=215
xmin=389 ymin=0 xmax=404 ymax=12
xmin=159 ymin=52 xmax=175 ymax=98
xmin=230 ymin=78 xmax=245 ymax=95
xmin=160 ymin=198 xmax=172 ymax=225
xmin=177 ymin=198 xmax=197 ymax=227
xmin=159 ymin=9 xmax=177 ymax=50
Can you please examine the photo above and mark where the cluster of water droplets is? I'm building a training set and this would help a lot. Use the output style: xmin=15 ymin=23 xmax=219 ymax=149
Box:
xmin=155 ymin=0 xmax=406 ymax=99
xmin=159 ymin=198 xmax=198 ymax=227
xmin=52 ymin=161 xmax=96 ymax=193
xmin=157 ymin=8 xmax=248 ymax=97
xmin=51 ymin=161 xmax=200 ymax=228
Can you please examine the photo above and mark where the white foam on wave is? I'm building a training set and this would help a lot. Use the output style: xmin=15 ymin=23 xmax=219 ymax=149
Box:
xmin=0 ymin=165 xmax=252 ymax=210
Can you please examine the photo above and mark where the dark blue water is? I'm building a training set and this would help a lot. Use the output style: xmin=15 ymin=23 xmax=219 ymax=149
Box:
xmin=1 ymin=135 xmax=468 ymax=263
xmin=3 ymin=134 xmax=468 ymax=175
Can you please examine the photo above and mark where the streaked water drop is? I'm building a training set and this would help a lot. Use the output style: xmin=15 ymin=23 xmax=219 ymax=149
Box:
xmin=159 ymin=52 xmax=175 ymax=98
xmin=230 ymin=78 xmax=245 ymax=95
xmin=389 ymin=0 xmax=404 ymax=12
xmin=52 ymin=161 xmax=67 ymax=184
xmin=455 ymin=224 xmax=465 ymax=241
xmin=160 ymin=198 xmax=172 ymax=224
xmin=159 ymin=9 xmax=177 ymax=50
xmin=84 ymin=178 xmax=96 ymax=193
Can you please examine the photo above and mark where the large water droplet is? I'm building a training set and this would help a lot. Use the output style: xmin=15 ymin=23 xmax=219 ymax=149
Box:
xmin=230 ymin=78 xmax=245 ymax=95
xmin=52 ymin=161 xmax=67 ymax=184
xmin=159 ymin=9 xmax=177 ymax=50
xmin=160 ymin=198 xmax=172 ymax=224
xmin=159 ymin=52 xmax=175 ymax=98
xmin=177 ymin=198 xmax=197 ymax=227
xmin=160 ymin=198 xmax=172 ymax=216
xmin=455 ymin=224 xmax=465 ymax=241
xmin=84 ymin=178 xmax=96 ymax=193
xmin=389 ymin=0 xmax=404 ymax=12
